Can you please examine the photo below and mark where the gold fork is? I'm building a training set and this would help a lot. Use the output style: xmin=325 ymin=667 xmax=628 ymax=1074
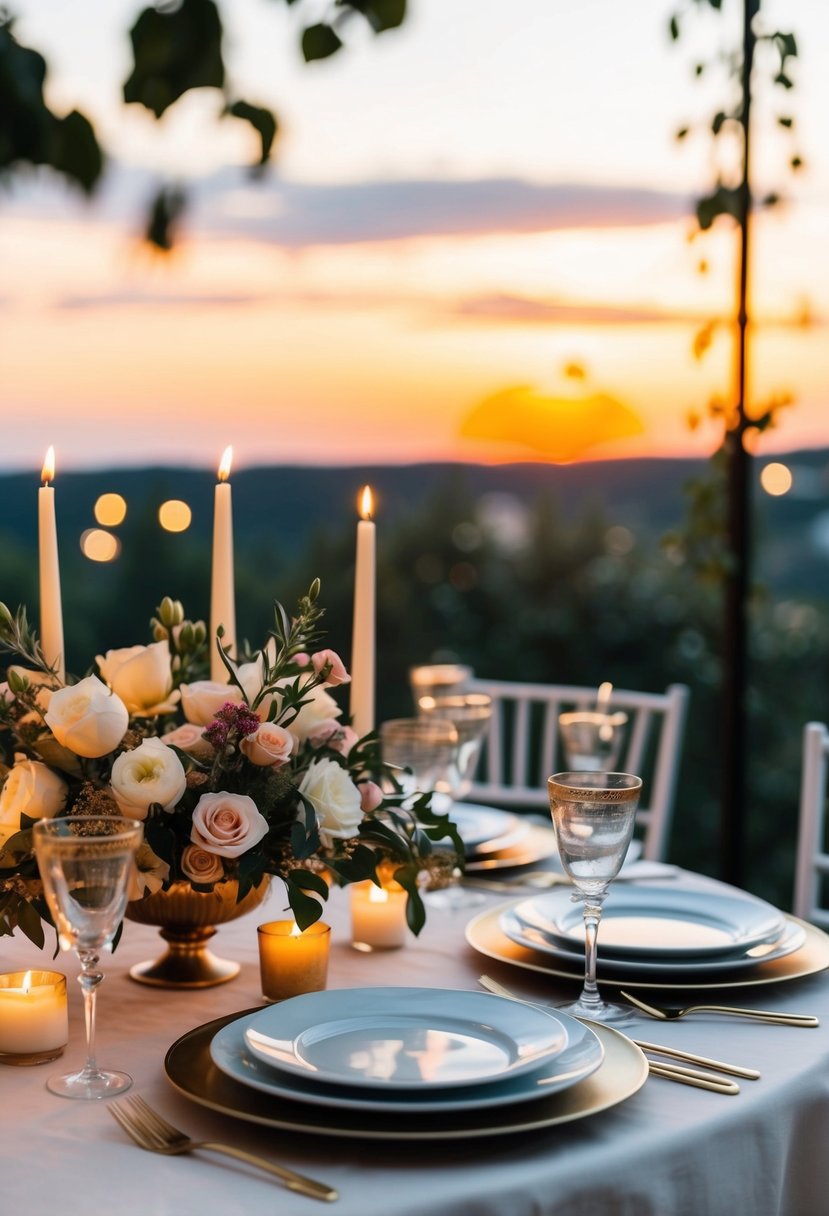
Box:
xmin=108 ymin=1094 xmax=338 ymax=1203
xmin=621 ymin=990 xmax=820 ymax=1028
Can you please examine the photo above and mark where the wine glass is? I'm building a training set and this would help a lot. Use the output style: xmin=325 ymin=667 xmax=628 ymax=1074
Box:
xmin=33 ymin=815 xmax=143 ymax=1099
xmin=408 ymin=663 xmax=473 ymax=709
xmin=416 ymin=693 xmax=493 ymax=910
xmin=558 ymin=711 xmax=628 ymax=772
xmin=546 ymin=772 xmax=642 ymax=1024
xmin=380 ymin=717 xmax=459 ymax=808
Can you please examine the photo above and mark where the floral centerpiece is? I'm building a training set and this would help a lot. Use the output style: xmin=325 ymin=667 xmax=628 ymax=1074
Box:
xmin=0 ymin=581 xmax=460 ymax=950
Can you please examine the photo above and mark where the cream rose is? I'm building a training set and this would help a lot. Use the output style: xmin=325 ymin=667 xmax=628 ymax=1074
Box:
xmin=44 ymin=676 xmax=129 ymax=758
xmin=110 ymin=738 xmax=187 ymax=820
xmin=283 ymin=680 xmax=343 ymax=742
xmin=298 ymin=757 xmax=363 ymax=844
xmin=180 ymin=680 xmax=243 ymax=726
xmin=163 ymin=722 xmax=213 ymax=762
xmin=240 ymin=723 xmax=295 ymax=767
xmin=97 ymin=640 xmax=179 ymax=717
xmin=128 ymin=841 xmax=170 ymax=900
xmin=180 ymin=843 xmax=225 ymax=884
xmin=190 ymin=791 xmax=269 ymax=857
xmin=0 ymin=760 xmax=68 ymax=835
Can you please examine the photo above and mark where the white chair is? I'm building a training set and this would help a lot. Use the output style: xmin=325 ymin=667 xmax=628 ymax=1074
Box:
xmin=793 ymin=721 xmax=829 ymax=929
xmin=465 ymin=679 xmax=690 ymax=861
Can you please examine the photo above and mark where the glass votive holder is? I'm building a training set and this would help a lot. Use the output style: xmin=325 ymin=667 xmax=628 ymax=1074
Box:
xmin=257 ymin=921 xmax=331 ymax=1003
xmin=350 ymin=878 xmax=409 ymax=952
xmin=0 ymin=970 xmax=68 ymax=1066
xmin=558 ymin=711 xmax=628 ymax=772
xmin=409 ymin=663 xmax=473 ymax=707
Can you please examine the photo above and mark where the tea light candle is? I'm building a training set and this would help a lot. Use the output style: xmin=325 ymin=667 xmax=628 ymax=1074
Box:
xmin=257 ymin=921 xmax=331 ymax=1002
xmin=0 ymin=970 xmax=68 ymax=1065
xmin=350 ymin=878 xmax=409 ymax=951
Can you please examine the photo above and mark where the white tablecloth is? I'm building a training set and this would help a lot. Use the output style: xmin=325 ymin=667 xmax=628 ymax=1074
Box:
xmin=2 ymin=878 xmax=828 ymax=1216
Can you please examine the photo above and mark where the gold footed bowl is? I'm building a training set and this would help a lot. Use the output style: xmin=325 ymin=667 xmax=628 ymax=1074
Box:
xmin=125 ymin=878 xmax=271 ymax=989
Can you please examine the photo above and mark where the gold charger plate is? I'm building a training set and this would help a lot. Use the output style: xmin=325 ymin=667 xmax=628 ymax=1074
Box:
xmin=164 ymin=1007 xmax=647 ymax=1141
xmin=465 ymin=825 xmax=559 ymax=872
xmin=466 ymin=902 xmax=829 ymax=992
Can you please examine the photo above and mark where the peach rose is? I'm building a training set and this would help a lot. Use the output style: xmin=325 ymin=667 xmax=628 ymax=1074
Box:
xmin=240 ymin=723 xmax=295 ymax=767
xmin=180 ymin=844 xmax=225 ymax=884
xmin=190 ymin=791 xmax=269 ymax=858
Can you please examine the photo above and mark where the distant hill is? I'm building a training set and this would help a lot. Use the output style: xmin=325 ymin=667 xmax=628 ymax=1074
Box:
xmin=1 ymin=451 xmax=827 ymax=598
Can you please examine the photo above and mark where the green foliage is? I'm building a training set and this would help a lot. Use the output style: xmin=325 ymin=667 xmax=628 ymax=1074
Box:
xmin=302 ymin=23 xmax=344 ymax=62
xmin=0 ymin=18 xmax=103 ymax=192
xmin=124 ymin=0 xmax=225 ymax=118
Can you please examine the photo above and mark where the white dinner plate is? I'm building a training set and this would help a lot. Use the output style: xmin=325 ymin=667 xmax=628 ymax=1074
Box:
xmin=510 ymin=884 xmax=786 ymax=961
xmin=241 ymin=987 xmax=571 ymax=1090
xmin=453 ymin=804 xmax=532 ymax=854
xmin=500 ymin=907 xmax=806 ymax=978
xmin=211 ymin=1005 xmax=603 ymax=1114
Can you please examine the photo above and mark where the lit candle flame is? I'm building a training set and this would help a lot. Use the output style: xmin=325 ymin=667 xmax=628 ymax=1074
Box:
xmin=290 ymin=921 xmax=302 ymax=938
xmin=369 ymin=884 xmax=389 ymax=904
xmin=218 ymin=446 xmax=233 ymax=483
xmin=41 ymin=447 xmax=55 ymax=485
xmin=596 ymin=681 xmax=613 ymax=714
xmin=359 ymin=484 xmax=374 ymax=521
xmin=22 ymin=971 xmax=32 ymax=994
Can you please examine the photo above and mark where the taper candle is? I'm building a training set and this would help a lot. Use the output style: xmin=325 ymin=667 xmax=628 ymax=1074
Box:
xmin=350 ymin=485 xmax=375 ymax=739
xmin=38 ymin=447 xmax=64 ymax=682
xmin=210 ymin=446 xmax=236 ymax=682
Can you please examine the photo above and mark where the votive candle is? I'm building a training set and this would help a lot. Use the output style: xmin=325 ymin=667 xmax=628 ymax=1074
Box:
xmin=0 ymin=970 xmax=68 ymax=1065
xmin=350 ymin=879 xmax=409 ymax=951
xmin=257 ymin=921 xmax=331 ymax=1002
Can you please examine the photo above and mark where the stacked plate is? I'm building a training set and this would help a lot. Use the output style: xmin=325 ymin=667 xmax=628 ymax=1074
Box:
xmin=500 ymin=883 xmax=807 ymax=982
xmin=208 ymin=987 xmax=605 ymax=1116
xmin=452 ymin=804 xmax=558 ymax=871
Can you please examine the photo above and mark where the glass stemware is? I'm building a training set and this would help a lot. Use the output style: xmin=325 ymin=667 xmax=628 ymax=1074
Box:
xmin=33 ymin=815 xmax=143 ymax=1099
xmin=408 ymin=663 xmax=473 ymax=709
xmin=416 ymin=693 xmax=493 ymax=910
xmin=546 ymin=772 xmax=642 ymax=1024
xmin=558 ymin=711 xmax=628 ymax=772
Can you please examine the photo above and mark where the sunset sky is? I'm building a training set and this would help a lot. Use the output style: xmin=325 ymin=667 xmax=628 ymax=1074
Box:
xmin=2 ymin=0 xmax=828 ymax=472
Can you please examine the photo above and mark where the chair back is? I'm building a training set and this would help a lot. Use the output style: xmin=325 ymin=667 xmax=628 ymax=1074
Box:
xmin=793 ymin=721 xmax=829 ymax=928
xmin=466 ymin=679 xmax=690 ymax=861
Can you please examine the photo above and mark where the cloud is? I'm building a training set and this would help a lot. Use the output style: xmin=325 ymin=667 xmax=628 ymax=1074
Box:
xmin=53 ymin=290 xmax=265 ymax=311
xmin=452 ymin=293 xmax=692 ymax=325
xmin=198 ymin=174 xmax=690 ymax=247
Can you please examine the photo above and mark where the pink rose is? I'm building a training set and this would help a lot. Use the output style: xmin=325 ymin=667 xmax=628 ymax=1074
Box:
xmin=311 ymin=649 xmax=350 ymax=686
xmin=293 ymin=652 xmax=311 ymax=668
xmin=163 ymin=722 xmax=213 ymax=761
xmin=240 ymin=723 xmax=295 ymax=767
xmin=190 ymin=791 xmax=269 ymax=857
xmin=180 ymin=844 xmax=225 ymax=884
xmin=358 ymin=780 xmax=384 ymax=812
xmin=307 ymin=719 xmax=359 ymax=755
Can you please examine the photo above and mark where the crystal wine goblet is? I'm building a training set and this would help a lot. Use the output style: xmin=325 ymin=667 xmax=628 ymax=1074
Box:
xmin=558 ymin=710 xmax=628 ymax=772
xmin=33 ymin=815 xmax=143 ymax=1099
xmin=416 ymin=693 xmax=493 ymax=909
xmin=546 ymin=772 xmax=642 ymax=1024
xmin=408 ymin=663 xmax=473 ymax=710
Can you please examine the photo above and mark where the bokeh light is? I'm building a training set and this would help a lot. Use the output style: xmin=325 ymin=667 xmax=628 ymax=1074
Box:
xmin=158 ymin=500 xmax=192 ymax=532
xmin=94 ymin=493 xmax=127 ymax=526
xmin=760 ymin=462 xmax=793 ymax=497
xmin=80 ymin=529 xmax=120 ymax=562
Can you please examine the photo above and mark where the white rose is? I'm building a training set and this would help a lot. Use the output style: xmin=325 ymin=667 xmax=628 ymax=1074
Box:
xmin=180 ymin=680 xmax=243 ymax=726
xmin=190 ymin=791 xmax=269 ymax=857
xmin=0 ymin=760 xmax=68 ymax=835
xmin=97 ymin=640 xmax=179 ymax=717
xmin=283 ymin=680 xmax=342 ymax=742
xmin=44 ymin=676 xmax=129 ymax=759
xmin=298 ymin=757 xmax=363 ymax=845
xmin=163 ymin=722 xmax=213 ymax=762
xmin=110 ymin=738 xmax=187 ymax=820
xmin=240 ymin=723 xmax=295 ymax=767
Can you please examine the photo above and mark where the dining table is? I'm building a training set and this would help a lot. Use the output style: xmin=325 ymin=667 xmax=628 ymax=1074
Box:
xmin=2 ymin=870 xmax=829 ymax=1216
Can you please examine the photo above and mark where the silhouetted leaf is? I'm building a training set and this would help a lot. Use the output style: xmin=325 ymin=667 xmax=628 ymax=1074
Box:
xmin=669 ymin=14 xmax=679 ymax=40
xmin=774 ymin=71 xmax=794 ymax=90
xmin=343 ymin=0 xmax=407 ymax=33
xmin=695 ymin=184 xmax=741 ymax=230
xmin=302 ymin=23 xmax=343 ymax=61
xmin=124 ymin=0 xmax=225 ymax=119
xmin=145 ymin=185 xmax=187 ymax=251
xmin=711 ymin=110 xmax=727 ymax=135
xmin=50 ymin=110 xmax=103 ymax=194
xmin=676 ymin=126 xmax=689 ymax=141
xmin=790 ymin=155 xmax=802 ymax=170
xmin=777 ymin=115 xmax=793 ymax=128
xmin=226 ymin=99 xmax=278 ymax=166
